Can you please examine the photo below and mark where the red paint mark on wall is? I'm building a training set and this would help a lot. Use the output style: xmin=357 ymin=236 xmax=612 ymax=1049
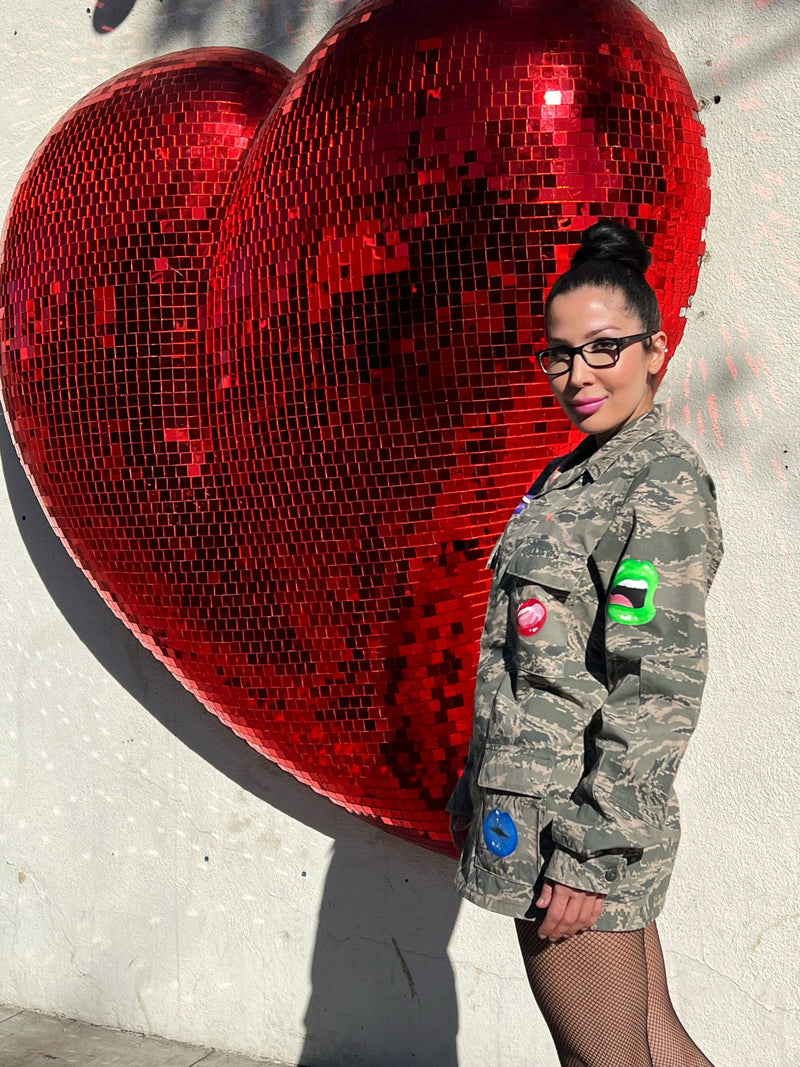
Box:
xmin=706 ymin=395 xmax=723 ymax=448
xmin=740 ymin=446 xmax=753 ymax=477
xmin=778 ymin=265 xmax=800 ymax=301
xmin=726 ymin=355 xmax=739 ymax=381
xmin=755 ymin=221 xmax=780 ymax=246
xmin=774 ymin=529 xmax=791 ymax=562
xmin=771 ymin=457 xmax=788 ymax=490
xmin=766 ymin=328 xmax=787 ymax=359
xmin=754 ymin=351 xmax=784 ymax=411
xmin=714 ymin=59 xmax=731 ymax=87
xmin=762 ymin=170 xmax=785 ymax=187
xmin=745 ymin=351 xmax=761 ymax=377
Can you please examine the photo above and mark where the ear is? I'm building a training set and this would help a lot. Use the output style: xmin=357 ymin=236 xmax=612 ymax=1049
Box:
xmin=647 ymin=331 xmax=668 ymax=376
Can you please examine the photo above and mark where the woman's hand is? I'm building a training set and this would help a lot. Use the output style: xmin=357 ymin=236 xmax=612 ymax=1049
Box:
xmin=449 ymin=813 xmax=471 ymax=850
xmin=536 ymin=879 xmax=605 ymax=941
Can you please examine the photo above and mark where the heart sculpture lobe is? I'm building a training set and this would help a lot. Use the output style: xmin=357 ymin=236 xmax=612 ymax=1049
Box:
xmin=1 ymin=1 xmax=709 ymax=852
xmin=0 ymin=48 xmax=289 ymax=615
xmin=0 ymin=48 xmax=289 ymax=675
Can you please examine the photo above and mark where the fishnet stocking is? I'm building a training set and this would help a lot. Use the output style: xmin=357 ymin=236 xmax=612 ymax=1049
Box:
xmin=515 ymin=919 xmax=714 ymax=1067
xmin=641 ymin=923 xmax=714 ymax=1067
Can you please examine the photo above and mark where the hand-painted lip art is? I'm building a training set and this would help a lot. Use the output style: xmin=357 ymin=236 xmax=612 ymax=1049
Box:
xmin=483 ymin=808 xmax=519 ymax=858
xmin=607 ymin=559 xmax=660 ymax=625
xmin=517 ymin=598 xmax=547 ymax=637
xmin=609 ymin=579 xmax=649 ymax=610
xmin=571 ymin=397 xmax=606 ymax=415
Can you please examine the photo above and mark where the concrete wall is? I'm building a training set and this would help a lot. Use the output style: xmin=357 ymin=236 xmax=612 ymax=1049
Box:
xmin=1 ymin=1 xmax=798 ymax=1064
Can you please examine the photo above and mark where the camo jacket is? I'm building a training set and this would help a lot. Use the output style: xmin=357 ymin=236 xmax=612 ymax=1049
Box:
xmin=447 ymin=406 xmax=723 ymax=930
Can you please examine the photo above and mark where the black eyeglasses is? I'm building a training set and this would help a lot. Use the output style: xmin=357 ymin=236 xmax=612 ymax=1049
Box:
xmin=535 ymin=332 xmax=653 ymax=377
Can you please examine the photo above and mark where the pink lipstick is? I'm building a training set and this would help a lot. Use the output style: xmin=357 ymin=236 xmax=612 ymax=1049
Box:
xmin=571 ymin=397 xmax=606 ymax=416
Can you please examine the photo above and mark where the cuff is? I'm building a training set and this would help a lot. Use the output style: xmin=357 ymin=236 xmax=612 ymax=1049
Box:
xmin=543 ymin=846 xmax=628 ymax=895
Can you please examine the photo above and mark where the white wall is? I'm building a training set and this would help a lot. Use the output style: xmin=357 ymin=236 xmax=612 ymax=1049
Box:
xmin=1 ymin=2 xmax=798 ymax=1065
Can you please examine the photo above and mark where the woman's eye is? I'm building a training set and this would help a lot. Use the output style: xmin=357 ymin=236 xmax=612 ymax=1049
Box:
xmin=548 ymin=347 xmax=571 ymax=361
xmin=586 ymin=339 xmax=618 ymax=354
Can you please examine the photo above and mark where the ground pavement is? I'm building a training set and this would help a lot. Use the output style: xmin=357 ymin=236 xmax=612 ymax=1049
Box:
xmin=0 ymin=1005 xmax=291 ymax=1067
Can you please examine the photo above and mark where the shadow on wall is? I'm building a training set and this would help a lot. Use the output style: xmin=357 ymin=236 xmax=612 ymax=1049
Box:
xmin=92 ymin=0 xmax=138 ymax=34
xmin=299 ymin=837 xmax=460 ymax=1067
xmin=94 ymin=0 xmax=800 ymax=90
xmin=92 ymin=0 xmax=363 ymax=69
xmin=0 ymin=417 xmax=461 ymax=1066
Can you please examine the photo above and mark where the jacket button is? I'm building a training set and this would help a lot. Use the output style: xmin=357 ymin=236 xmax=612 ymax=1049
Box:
xmin=604 ymin=869 xmax=619 ymax=882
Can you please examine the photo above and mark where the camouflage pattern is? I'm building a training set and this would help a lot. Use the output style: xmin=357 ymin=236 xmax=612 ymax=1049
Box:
xmin=447 ymin=406 xmax=723 ymax=930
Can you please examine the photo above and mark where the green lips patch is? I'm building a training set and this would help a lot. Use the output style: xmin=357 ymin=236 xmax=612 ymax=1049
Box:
xmin=607 ymin=559 xmax=659 ymax=625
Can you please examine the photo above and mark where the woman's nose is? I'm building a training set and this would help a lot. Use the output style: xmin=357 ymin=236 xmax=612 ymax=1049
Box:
xmin=567 ymin=352 xmax=593 ymax=388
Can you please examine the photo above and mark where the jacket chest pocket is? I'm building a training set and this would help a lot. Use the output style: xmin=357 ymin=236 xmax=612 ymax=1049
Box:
xmin=500 ymin=544 xmax=578 ymax=683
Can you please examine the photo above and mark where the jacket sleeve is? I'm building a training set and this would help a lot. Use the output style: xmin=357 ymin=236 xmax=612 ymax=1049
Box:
xmin=543 ymin=455 xmax=723 ymax=894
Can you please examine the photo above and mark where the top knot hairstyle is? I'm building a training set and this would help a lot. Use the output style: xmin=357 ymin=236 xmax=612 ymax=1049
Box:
xmin=546 ymin=220 xmax=662 ymax=335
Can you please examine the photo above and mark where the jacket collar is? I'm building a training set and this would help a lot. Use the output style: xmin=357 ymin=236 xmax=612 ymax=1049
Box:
xmin=544 ymin=406 xmax=668 ymax=491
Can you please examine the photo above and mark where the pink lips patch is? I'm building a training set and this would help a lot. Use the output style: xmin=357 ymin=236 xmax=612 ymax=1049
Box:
xmin=517 ymin=599 xmax=548 ymax=637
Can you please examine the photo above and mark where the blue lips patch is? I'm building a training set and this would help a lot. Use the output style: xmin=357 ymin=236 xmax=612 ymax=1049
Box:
xmin=483 ymin=808 xmax=519 ymax=857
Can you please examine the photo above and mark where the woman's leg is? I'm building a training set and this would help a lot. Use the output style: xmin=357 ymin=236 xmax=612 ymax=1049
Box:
xmin=642 ymin=922 xmax=714 ymax=1067
xmin=515 ymin=919 xmax=652 ymax=1067
xmin=515 ymin=919 xmax=714 ymax=1067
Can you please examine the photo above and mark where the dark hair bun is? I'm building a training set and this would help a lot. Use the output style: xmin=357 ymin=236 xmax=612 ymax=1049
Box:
xmin=571 ymin=219 xmax=652 ymax=275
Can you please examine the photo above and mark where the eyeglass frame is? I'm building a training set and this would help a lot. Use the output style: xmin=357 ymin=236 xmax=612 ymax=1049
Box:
xmin=535 ymin=332 xmax=654 ymax=378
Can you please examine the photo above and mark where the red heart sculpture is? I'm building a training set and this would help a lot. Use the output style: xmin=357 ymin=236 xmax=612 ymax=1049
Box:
xmin=0 ymin=0 xmax=709 ymax=852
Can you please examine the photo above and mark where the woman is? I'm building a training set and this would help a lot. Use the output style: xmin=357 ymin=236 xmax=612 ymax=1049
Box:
xmin=447 ymin=220 xmax=722 ymax=1067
